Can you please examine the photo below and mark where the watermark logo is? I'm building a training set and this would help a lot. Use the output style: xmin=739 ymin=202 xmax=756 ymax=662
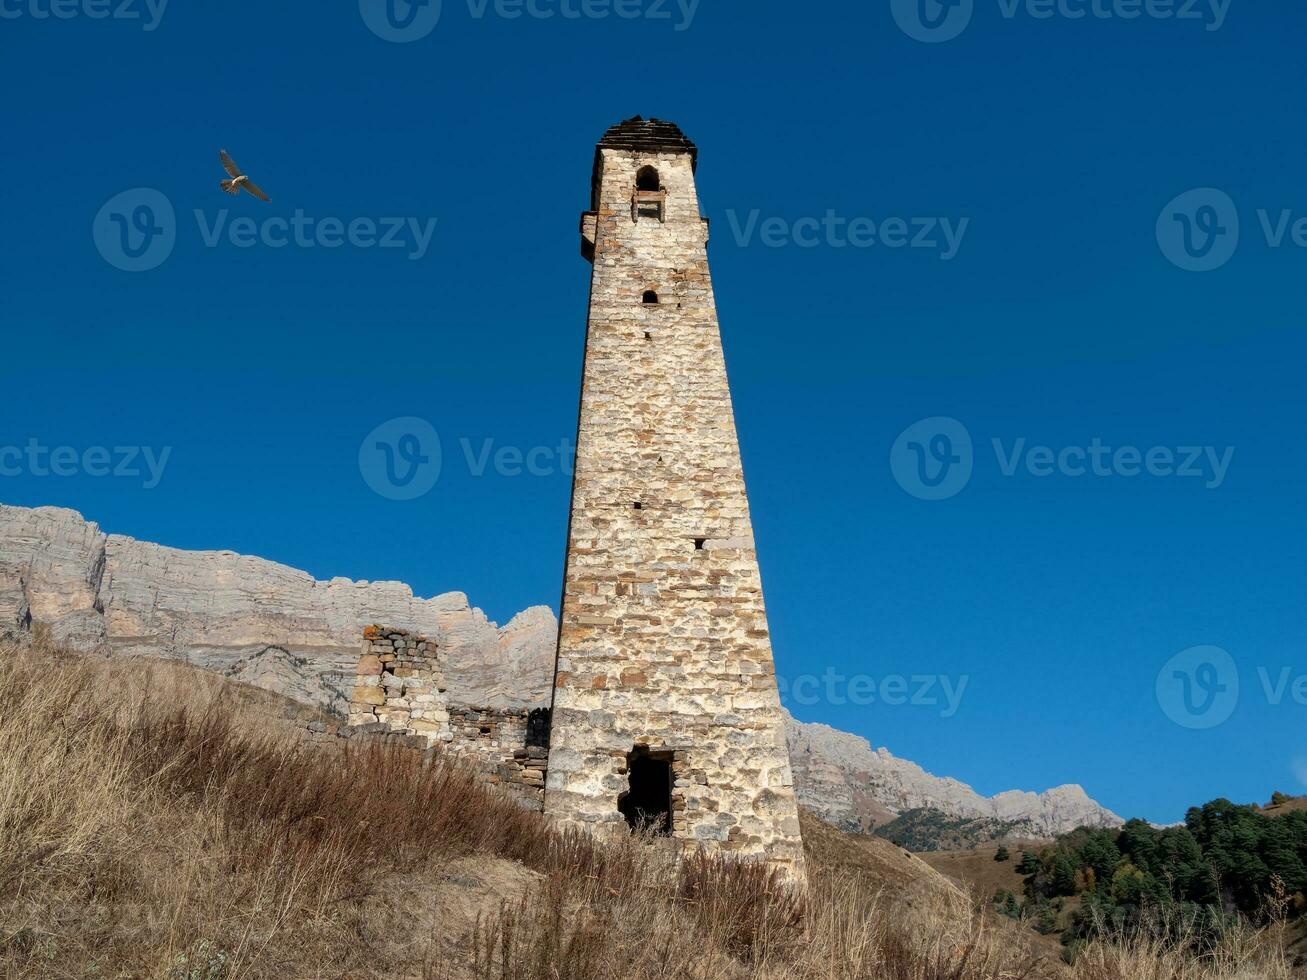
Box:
xmin=892 ymin=422 xmax=1235 ymax=500
xmin=1157 ymin=188 xmax=1307 ymax=272
xmin=359 ymin=418 xmax=443 ymax=500
xmin=893 ymin=0 xmax=1230 ymax=41
xmin=359 ymin=0 xmax=442 ymax=42
xmin=0 ymin=0 xmax=169 ymax=31
xmin=0 ymin=439 xmax=171 ymax=490
xmin=1156 ymin=645 xmax=1239 ymax=730
xmin=891 ymin=417 xmax=974 ymax=501
xmin=725 ymin=210 xmax=969 ymax=260
xmin=1157 ymin=653 xmax=1307 ymax=730
xmin=779 ymin=668 xmax=969 ymax=717
xmin=891 ymin=0 xmax=974 ymax=43
xmin=192 ymin=211 xmax=437 ymax=260
xmin=358 ymin=418 xmax=577 ymax=499
xmin=1156 ymin=188 xmax=1239 ymax=272
xmin=93 ymin=188 xmax=176 ymax=272
xmin=361 ymin=0 xmax=697 ymax=40
xmin=993 ymin=438 xmax=1233 ymax=488
xmin=93 ymin=189 xmax=439 ymax=270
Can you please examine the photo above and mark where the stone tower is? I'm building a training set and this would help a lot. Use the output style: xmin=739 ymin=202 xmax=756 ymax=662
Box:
xmin=543 ymin=118 xmax=804 ymax=876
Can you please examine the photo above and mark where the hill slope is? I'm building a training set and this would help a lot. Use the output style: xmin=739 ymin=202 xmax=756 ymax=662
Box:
xmin=0 ymin=641 xmax=1062 ymax=980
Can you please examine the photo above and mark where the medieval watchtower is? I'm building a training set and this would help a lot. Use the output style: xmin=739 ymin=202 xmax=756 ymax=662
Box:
xmin=543 ymin=118 xmax=804 ymax=876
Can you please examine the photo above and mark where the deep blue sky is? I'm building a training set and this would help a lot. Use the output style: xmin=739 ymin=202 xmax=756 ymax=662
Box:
xmin=2 ymin=0 xmax=1304 ymax=824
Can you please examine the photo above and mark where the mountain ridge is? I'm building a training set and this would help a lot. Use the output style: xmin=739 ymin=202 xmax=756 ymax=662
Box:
xmin=0 ymin=501 xmax=1121 ymax=838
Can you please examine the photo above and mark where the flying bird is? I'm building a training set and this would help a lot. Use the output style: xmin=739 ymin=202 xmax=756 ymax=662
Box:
xmin=218 ymin=149 xmax=270 ymax=202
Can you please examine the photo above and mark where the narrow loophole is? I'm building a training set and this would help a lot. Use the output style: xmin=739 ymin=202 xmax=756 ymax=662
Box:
xmin=694 ymin=538 xmax=706 ymax=551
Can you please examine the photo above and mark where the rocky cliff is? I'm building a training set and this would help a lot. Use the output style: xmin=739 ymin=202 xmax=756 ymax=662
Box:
xmin=784 ymin=714 xmax=1121 ymax=837
xmin=0 ymin=502 xmax=1121 ymax=837
xmin=0 ymin=504 xmax=556 ymax=712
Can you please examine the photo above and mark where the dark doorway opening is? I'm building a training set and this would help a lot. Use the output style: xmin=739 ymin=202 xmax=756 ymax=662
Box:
xmin=525 ymin=708 xmax=551 ymax=750
xmin=618 ymin=746 xmax=673 ymax=835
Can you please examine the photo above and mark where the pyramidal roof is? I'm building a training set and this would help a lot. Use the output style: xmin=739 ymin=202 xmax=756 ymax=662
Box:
xmin=595 ymin=116 xmax=698 ymax=166
xmin=591 ymin=117 xmax=698 ymax=199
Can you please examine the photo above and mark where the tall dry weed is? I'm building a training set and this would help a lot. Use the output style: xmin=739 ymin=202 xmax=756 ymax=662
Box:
xmin=0 ymin=640 xmax=1295 ymax=980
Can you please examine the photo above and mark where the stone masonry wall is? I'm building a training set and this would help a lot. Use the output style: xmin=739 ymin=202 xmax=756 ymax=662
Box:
xmin=447 ymin=706 xmax=549 ymax=807
xmin=345 ymin=626 xmax=548 ymax=808
xmin=543 ymin=122 xmax=806 ymax=878
xmin=349 ymin=626 xmax=452 ymax=742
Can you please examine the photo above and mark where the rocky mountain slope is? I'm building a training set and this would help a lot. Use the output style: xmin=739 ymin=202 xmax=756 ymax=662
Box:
xmin=0 ymin=502 xmax=1120 ymax=837
xmin=0 ymin=504 xmax=556 ymax=711
xmin=785 ymin=715 xmax=1121 ymax=838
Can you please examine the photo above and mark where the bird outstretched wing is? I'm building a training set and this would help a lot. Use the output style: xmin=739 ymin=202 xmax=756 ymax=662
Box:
xmin=219 ymin=149 xmax=242 ymax=178
xmin=241 ymin=180 xmax=271 ymax=202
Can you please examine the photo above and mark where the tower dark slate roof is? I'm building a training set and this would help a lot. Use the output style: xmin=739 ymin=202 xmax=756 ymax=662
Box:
xmin=596 ymin=116 xmax=698 ymax=166
xmin=591 ymin=117 xmax=698 ymax=199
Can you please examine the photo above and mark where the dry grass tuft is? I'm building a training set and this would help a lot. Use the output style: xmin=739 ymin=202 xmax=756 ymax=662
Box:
xmin=0 ymin=638 xmax=1294 ymax=979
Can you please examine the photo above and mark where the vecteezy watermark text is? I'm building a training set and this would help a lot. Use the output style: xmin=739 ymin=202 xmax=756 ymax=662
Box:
xmin=359 ymin=416 xmax=575 ymax=500
xmin=992 ymin=438 xmax=1234 ymax=488
xmin=1157 ymin=645 xmax=1307 ymax=730
xmin=724 ymin=210 xmax=969 ymax=261
xmin=891 ymin=0 xmax=1230 ymax=44
xmin=93 ymin=189 xmax=438 ymax=271
xmin=0 ymin=440 xmax=171 ymax=490
xmin=194 ymin=211 xmax=437 ymax=260
xmin=891 ymin=418 xmax=1234 ymax=501
xmin=358 ymin=0 xmax=698 ymax=42
xmin=778 ymin=669 xmax=970 ymax=717
xmin=0 ymin=0 xmax=168 ymax=30
xmin=1157 ymin=188 xmax=1307 ymax=272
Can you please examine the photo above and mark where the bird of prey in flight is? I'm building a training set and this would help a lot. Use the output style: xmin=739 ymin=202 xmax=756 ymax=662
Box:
xmin=219 ymin=149 xmax=270 ymax=202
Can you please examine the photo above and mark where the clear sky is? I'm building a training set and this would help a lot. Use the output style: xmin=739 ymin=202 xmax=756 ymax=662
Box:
xmin=2 ymin=0 xmax=1304 ymax=824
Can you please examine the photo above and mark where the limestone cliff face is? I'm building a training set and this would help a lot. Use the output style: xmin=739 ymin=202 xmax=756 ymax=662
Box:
xmin=0 ymin=504 xmax=556 ymax=712
xmin=785 ymin=714 xmax=1121 ymax=837
xmin=0 ymin=502 xmax=1119 ymax=837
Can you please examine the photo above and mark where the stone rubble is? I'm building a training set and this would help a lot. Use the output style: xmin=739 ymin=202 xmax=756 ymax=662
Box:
xmin=347 ymin=625 xmax=548 ymax=808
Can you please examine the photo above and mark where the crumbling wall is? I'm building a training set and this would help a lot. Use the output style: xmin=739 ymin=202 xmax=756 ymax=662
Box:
xmin=348 ymin=626 xmax=452 ymax=741
xmin=344 ymin=626 xmax=548 ymax=810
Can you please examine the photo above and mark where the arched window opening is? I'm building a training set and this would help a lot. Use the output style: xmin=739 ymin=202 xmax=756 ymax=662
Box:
xmin=633 ymin=166 xmax=666 ymax=223
xmin=642 ymin=290 xmax=659 ymax=305
xmin=636 ymin=166 xmax=661 ymax=192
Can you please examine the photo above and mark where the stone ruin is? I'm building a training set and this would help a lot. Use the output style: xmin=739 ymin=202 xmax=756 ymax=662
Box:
xmin=340 ymin=625 xmax=549 ymax=808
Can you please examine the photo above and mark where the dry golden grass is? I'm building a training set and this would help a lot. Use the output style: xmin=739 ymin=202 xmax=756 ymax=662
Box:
xmin=1069 ymin=909 xmax=1293 ymax=980
xmin=0 ymin=639 xmax=1294 ymax=979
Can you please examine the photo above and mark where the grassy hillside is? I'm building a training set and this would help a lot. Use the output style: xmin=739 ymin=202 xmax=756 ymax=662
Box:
xmin=0 ymin=640 xmax=1293 ymax=979
xmin=923 ymin=846 xmax=1043 ymax=909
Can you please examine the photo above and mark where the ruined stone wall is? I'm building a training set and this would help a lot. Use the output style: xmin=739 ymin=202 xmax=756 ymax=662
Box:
xmin=304 ymin=715 xmax=548 ymax=810
xmin=348 ymin=626 xmax=452 ymax=742
xmin=344 ymin=627 xmax=548 ymax=809
xmin=447 ymin=706 xmax=549 ymax=807
xmin=543 ymin=125 xmax=805 ymax=877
